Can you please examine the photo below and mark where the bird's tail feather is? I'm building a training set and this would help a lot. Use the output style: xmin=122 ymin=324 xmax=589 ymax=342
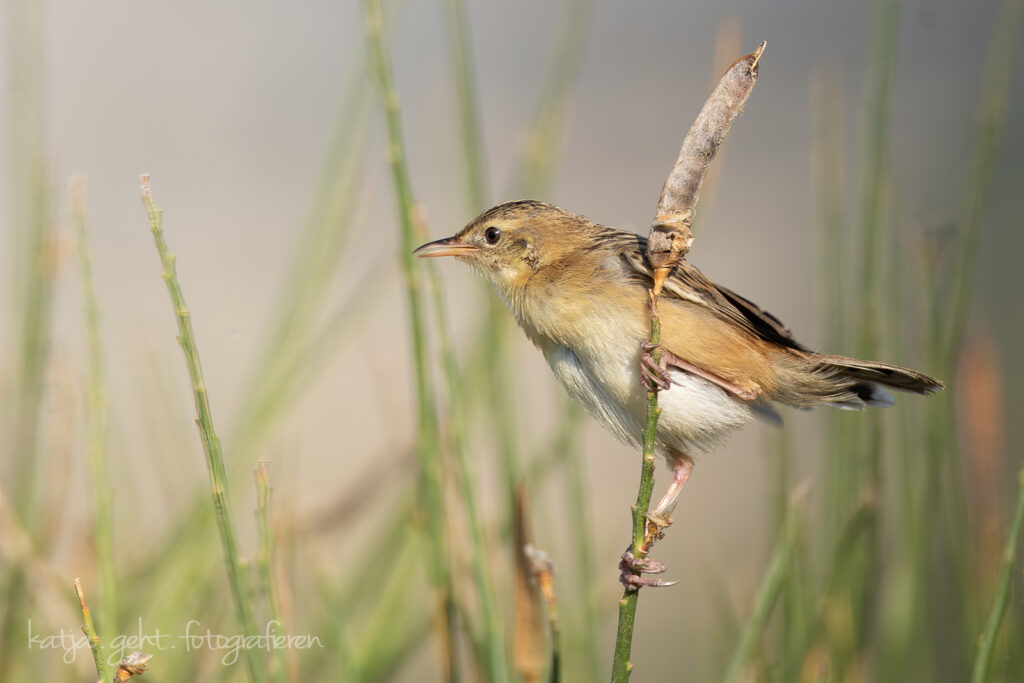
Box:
xmin=770 ymin=353 xmax=943 ymax=410
xmin=818 ymin=355 xmax=944 ymax=395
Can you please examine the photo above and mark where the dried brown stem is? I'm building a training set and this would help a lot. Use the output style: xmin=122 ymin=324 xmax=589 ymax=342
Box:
xmin=648 ymin=41 xmax=765 ymax=290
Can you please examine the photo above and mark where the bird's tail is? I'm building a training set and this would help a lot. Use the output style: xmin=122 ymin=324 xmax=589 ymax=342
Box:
xmin=771 ymin=353 xmax=943 ymax=410
xmin=815 ymin=355 xmax=943 ymax=410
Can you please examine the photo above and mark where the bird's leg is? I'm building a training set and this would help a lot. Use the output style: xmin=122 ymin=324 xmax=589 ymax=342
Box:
xmin=639 ymin=341 xmax=671 ymax=391
xmin=641 ymin=341 xmax=759 ymax=400
xmin=619 ymin=450 xmax=695 ymax=591
xmin=645 ymin=451 xmax=695 ymax=534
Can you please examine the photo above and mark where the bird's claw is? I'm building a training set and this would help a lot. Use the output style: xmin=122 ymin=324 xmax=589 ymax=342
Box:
xmin=640 ymin=342 xmax=673 ymax=391
xmin=619 ymin=548 xmax=676 ymax=591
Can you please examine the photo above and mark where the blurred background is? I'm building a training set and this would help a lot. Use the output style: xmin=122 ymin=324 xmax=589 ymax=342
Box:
xmin=2 ymin=0 xmax=1022 ymax=681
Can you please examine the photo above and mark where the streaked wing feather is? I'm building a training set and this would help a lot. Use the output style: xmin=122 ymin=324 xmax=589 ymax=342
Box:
xmin=616 ymin=232 xmax=807 ymax=352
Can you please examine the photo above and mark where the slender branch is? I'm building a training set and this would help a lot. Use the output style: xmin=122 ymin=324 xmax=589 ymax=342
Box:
xmin=361 ymin=2 xmax=459 ymax=680
xmin=70 ymin=177 xmax=118 ymax=639
xmin=74 ymin=577 xmax=108 ymax=683
xmin=610 ymin=44 xmax=765 ymax=682
xmin=971 ymin=466 xmax=1024 ymax=683
xmin=140 ymin=175 xmax=267 ymax=683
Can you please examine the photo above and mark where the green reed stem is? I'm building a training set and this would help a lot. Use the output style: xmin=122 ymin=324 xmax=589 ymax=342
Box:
xmin=362 ymin=2 xmax=459 ymax=680
xmin=432 ymin=278 xmax=510 ymax=682
xmin=74 ymin=577 xmax=109 ymax=683
xmin=942 ymin=0 xmax=1024 ymax=363
xmin=255 ymin=464 xmax=288 ymax=683
xmin=232 ymin=62 xmax=373 ymax=460
xmin=443 ymin=0 xmax=490 ymax=212
xmin=722 ymin=492 xmax=803 ymax=683
xmin=610 ymin=294 xmax=662 ymax=683
xmin=437 ymin=5 xmax=513 ymax=678
xmin=71 ymin=178 xmax=118 ymax=638
xmin=560 ymin=401 xmax=601 ymax=681
xmin=926 ymin=2 xmax=1023 ymax=676
xmin=514 ymin=0 xmax=594 ymax=199
xmin=141 ymin=176 xmax=266 ymax=683
xmin=970 ymin=466 xmax=1024 ymax=683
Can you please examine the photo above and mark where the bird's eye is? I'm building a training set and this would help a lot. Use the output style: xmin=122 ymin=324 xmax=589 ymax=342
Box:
xmin=484 ymin=226 xmax=502 ymax=244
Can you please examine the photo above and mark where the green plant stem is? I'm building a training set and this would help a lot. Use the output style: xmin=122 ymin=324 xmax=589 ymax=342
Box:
xmin=560 ymin=401 xmax=601 ymax=681
xmin=942 ymin=0 xmax=1024 ymax=362
xmin=514 ymin=0 xmax=594 ymax=199
xmin=722 ymin=493 xmax=803 ymax=683
xmin=610 ymin=295 xmax=662 ymax=683
xmin=432 ymin=281 xmax=509 ymax=682
xmin=970 ymin=467 xmax=1024 ymax=683
xmin=362 ymin=2 xmax=459 ymax=680
xmin=441 ymin=0 xmax=522 ymax=546
xmin=74 ymin=577 xmax=108 ymax=683
xmin=437 ymin=5 xmax=511 ymax=678
xmin=71 ymin=179 xmax=118 ymax=638
xmin=232 ymin=63 xmax=373 ymax=459
xmin=443 ymin=0 xmax=490 ymax=212
xmin=255 ymin=464 xmax=288 ymax=683
xmin=925 ymin=2 xmax=1023 ymax=676
xmin=141 ymin=176 xmax=266 ymax=683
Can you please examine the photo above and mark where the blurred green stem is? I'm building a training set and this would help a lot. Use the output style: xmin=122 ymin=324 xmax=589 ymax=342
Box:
xmin=722 ymin=492 xmax=803 ymax=683
xmin=362 ymin=2 xmax=460 ymax=680
xmin=71 ymin=178 xmax=118 ymax=638
xmin=970 ymin=467 xmax=1024 ymax=683
xmin=443 ymin=0 xmax=490 ymax=211
xmin=560 ymin=401 xmax=601 ymax=680
xmin=255 ymin=464 xmax=288 ymax=683
xmin=141 ymin=176 xmax=267 ymax=683
xmin=438 ymin=7 xmax=513 ymax=678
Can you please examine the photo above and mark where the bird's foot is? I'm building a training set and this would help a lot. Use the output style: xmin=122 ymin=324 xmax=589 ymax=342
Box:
xmin=619 ymin=547 xmax=676 ymax=591
xmin=640 ymin=341 xmax=672 ymax=391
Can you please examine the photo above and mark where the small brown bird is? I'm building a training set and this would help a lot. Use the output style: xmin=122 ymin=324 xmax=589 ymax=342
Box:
xmin=415 ymin=200 xmax=942 ymax=586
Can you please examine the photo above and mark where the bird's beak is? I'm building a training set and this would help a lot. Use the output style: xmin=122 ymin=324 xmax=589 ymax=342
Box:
xmin=413 ymin=236 xmax=479 ymax=258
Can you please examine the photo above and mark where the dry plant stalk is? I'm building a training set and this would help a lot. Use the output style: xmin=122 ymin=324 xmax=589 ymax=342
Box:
xmin=647 ymin=41 xmax=764 ymax=294
xmin=513 ymin=486 xmax=545 ymax=683
xmin=513 ymin=486 xmax=560 ymax=683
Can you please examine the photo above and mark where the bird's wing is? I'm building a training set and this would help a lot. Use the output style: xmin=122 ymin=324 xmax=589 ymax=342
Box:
xmin=616 ymin=232 xmax=809 ymax=353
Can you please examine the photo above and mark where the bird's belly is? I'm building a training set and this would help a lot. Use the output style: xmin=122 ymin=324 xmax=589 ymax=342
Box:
xmin=545 ymin=344 xmax=643 ymax=445
xmin=544 ymin=343 xmax=752 ymax=453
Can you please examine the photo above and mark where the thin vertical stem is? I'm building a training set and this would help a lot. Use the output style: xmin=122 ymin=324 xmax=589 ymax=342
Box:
xmin=362 ymin=2 xmax=459 ymax=680
xmin=438 ymin=5 xmax=512 ymax=678
xmin=722 ymin=493 xmax=803 ymax=683
xmin=610 ymin=293 xmax=662 ymax=683
xmin=75 ymin=577 xmax=109 ymax=683
xmin=255 ymin=464 xmax=289 ymax=683
xmin=71 ymin=178 xmax=118 ymax=639
xmin=432 ymin=270 xmax=510 ymax=681
xmin=141 ymin=175 xmax=267 ymax=683
xmin=561 ymin=402 xmax=601 ymax=681
xmin=442 ymin=0 xmax=490 ymax=212
xmin=970 ymin=467 xmax=1024 ymax=683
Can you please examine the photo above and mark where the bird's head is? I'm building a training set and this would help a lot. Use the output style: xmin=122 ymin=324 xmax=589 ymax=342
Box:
xmin=414 ymin=200 xmax=593 ymax=300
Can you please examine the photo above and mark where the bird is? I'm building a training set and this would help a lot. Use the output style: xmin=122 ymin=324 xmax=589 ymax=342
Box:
xmin=414 ymin=199 xmax=943 ymax=588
